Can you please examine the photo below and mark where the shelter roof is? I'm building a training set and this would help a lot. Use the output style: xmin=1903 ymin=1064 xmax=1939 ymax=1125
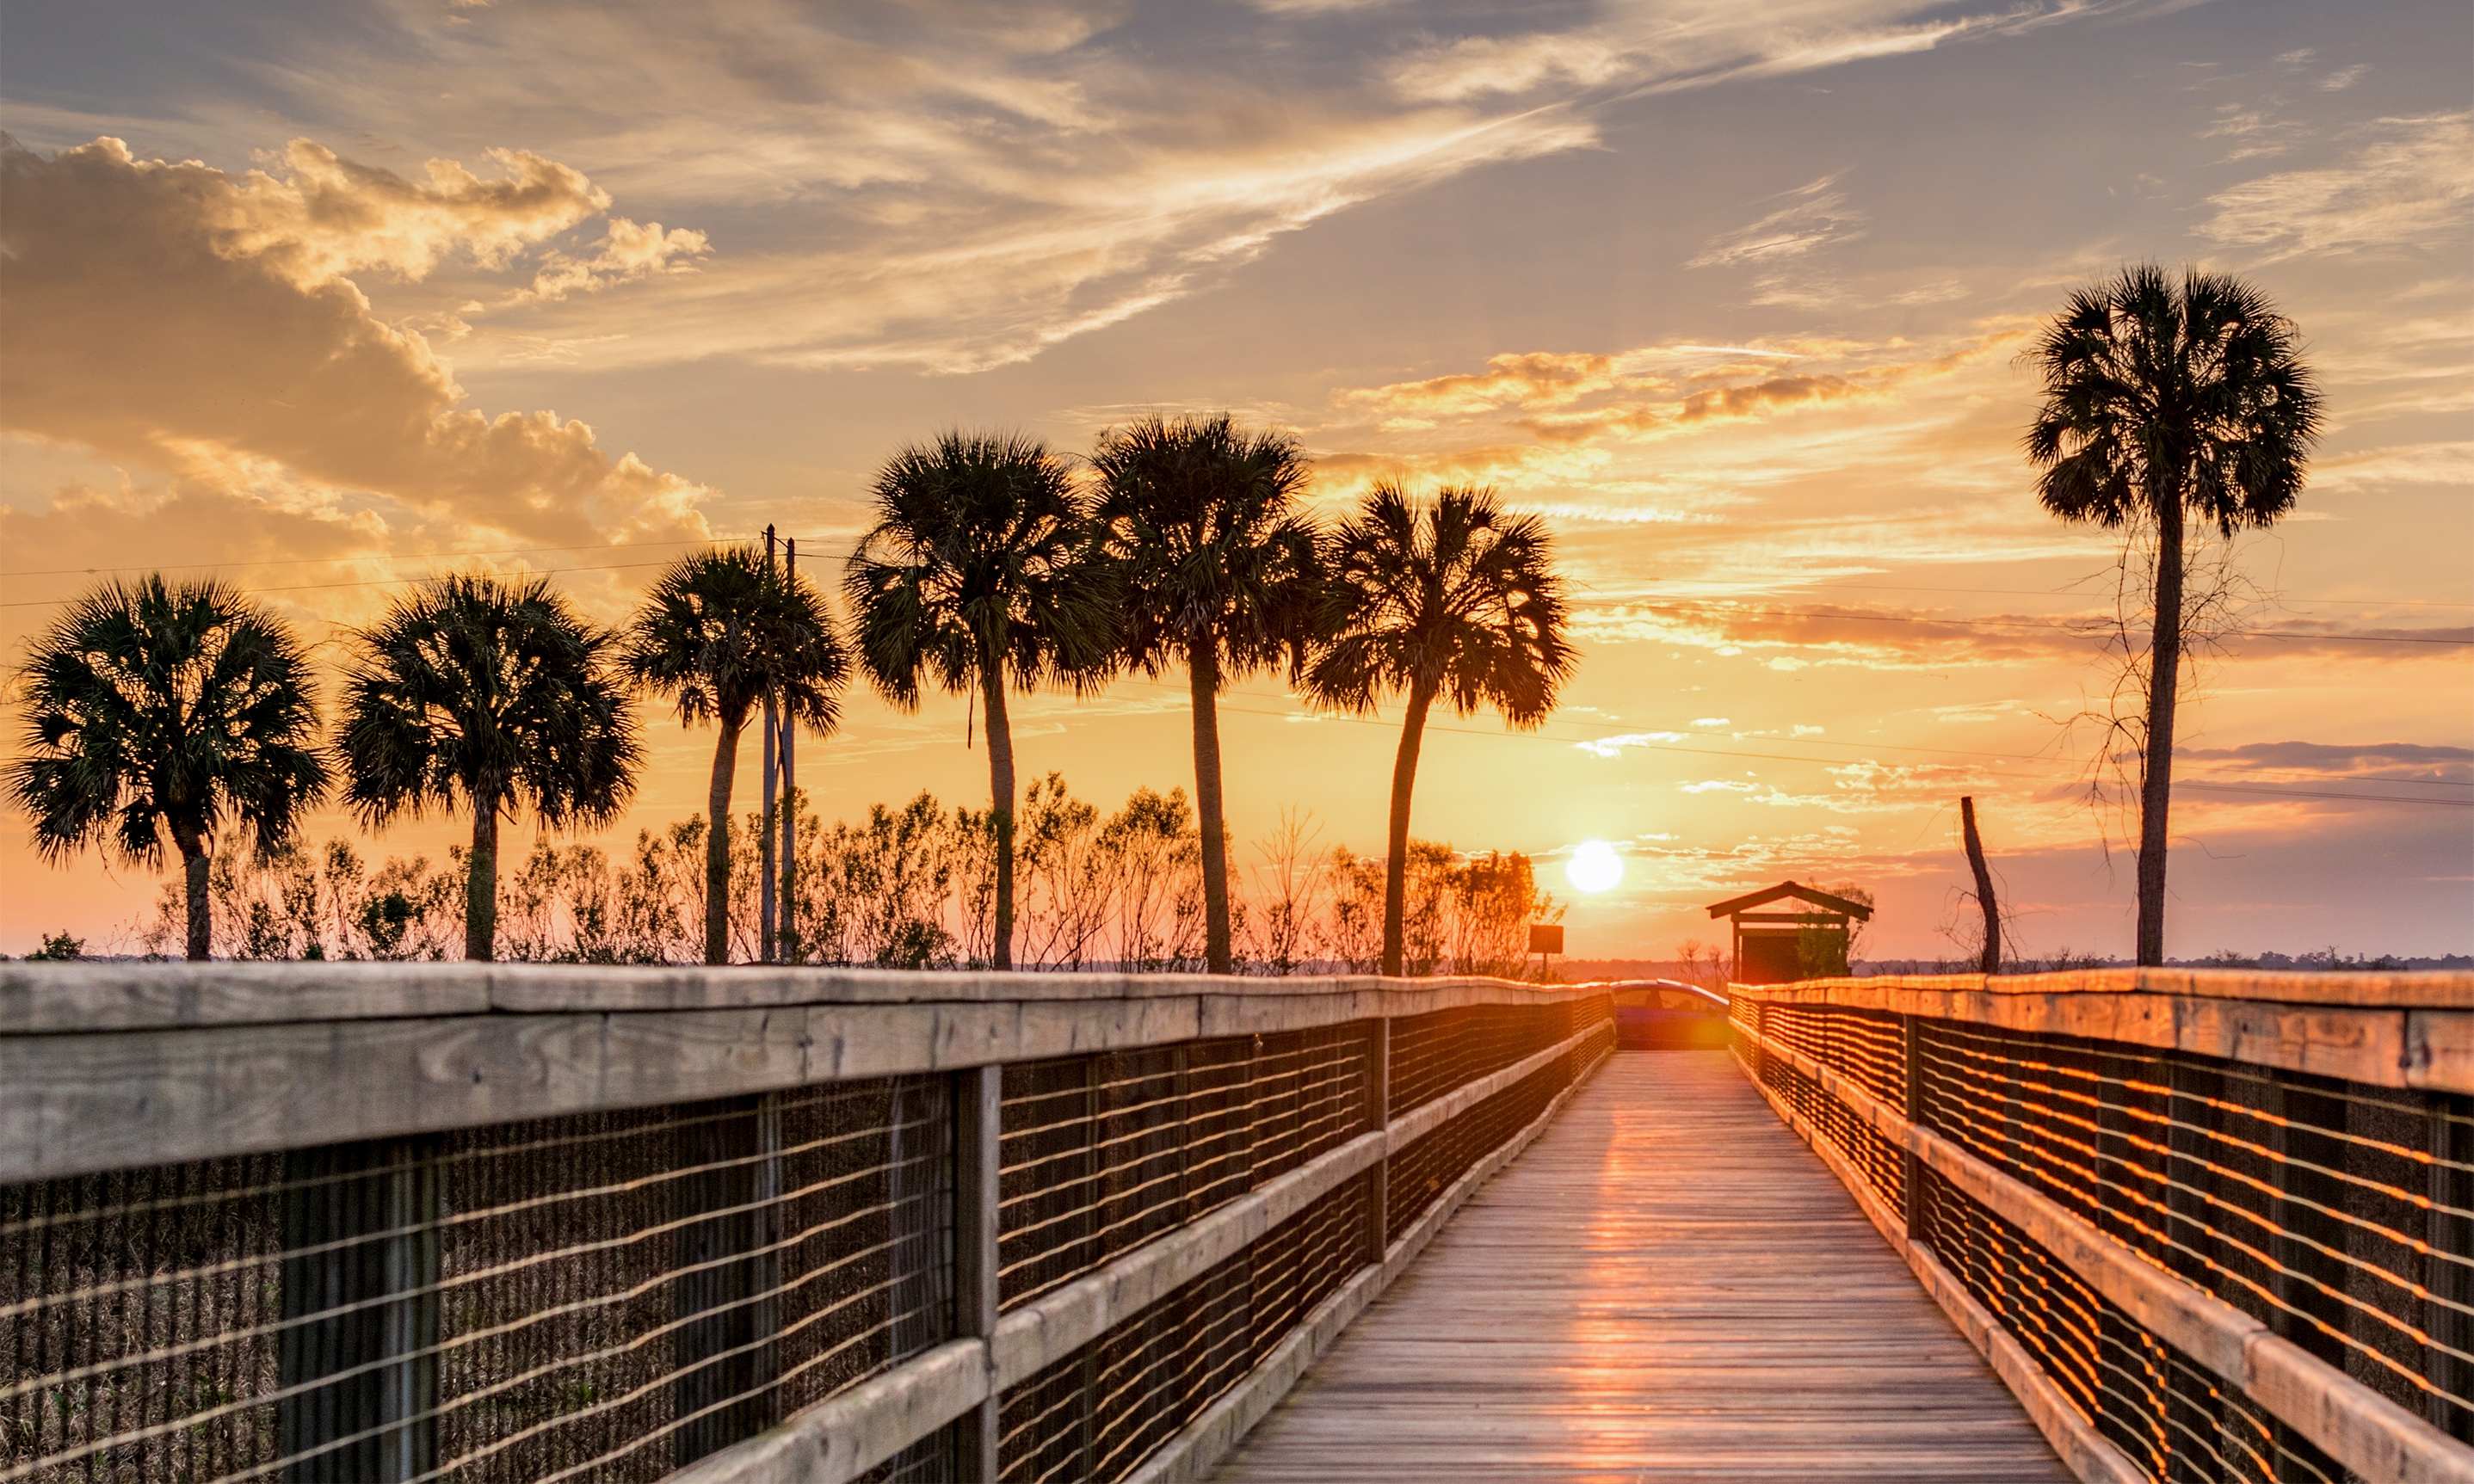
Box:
xmin=1704 ymin=880 xmax=1873 ymax=921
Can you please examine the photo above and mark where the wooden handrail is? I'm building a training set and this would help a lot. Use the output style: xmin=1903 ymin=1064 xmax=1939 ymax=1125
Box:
xmin=1738 ymin=1016 xmax=2474 ymax=1484
xmin=1732 ymin=970 xmax=2474 ymax=1093
xmin=0 ymin=964 xmax=1587 ymax=1183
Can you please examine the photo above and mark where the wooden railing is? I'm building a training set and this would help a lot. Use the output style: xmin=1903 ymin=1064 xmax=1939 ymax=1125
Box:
xmin=1731 ymin=969 xmax=2474 ymax=1484
xmin=0 ymin=964 xmax=1612 ymax=1484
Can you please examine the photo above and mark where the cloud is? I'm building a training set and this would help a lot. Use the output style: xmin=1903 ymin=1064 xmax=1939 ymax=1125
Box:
xmin=1686 ymin=175 xmax=1864 ymax=268
xmin=2177 ymin=741 xmax=2473 ymax=784
xmin=0 ymin=136 xmax=712 ymax=580
xmin=1340 ymin=351 xmax=1672 ymax=416
xmin=2199 ymin=112 xmax=2474 ymax=260
xmin=97 ymin=0 xmax=2167 ymax=376
xmin=519 ymin=217 xmax=712 ymax=303
xmin=1386 ymin=34 xmax=1633 ymax=103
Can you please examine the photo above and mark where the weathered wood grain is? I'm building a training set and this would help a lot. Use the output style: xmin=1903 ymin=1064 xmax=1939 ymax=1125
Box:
xmin=1211 ymin=1052 xmax=2075 ymax=1482
xmin=0 ymin=961 xmax=1587 ymax=1035
xmin=1737 ymin=977 xmax=2474 ymax=1093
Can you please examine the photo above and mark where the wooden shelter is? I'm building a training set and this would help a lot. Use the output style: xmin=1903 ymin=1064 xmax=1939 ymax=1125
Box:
xmin=1705 ymin=880 xmax=1873 ymax=984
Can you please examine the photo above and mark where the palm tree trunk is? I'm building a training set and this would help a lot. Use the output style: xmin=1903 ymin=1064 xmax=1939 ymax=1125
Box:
xmin=466 ymin=797 xmax=499 ymax=962
xmin=706 ymin=719 xmax=743 ymax=966
xmin=174 ymin=825 xmax=211 ymax=961
xmin=1188 ymin=643 xmax=1232 ymax=974
xmin=1381 ymin=680 xmax=1434 ymax=978
xmin=981 ymin=656 xmax=1017 ymax=971
xmin=2137 ymin=487 xmax=2187 ymax=967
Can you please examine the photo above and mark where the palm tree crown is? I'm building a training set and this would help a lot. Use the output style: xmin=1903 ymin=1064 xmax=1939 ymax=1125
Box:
xmin=1305 ymin=481 xmax=1574 ymax=976
xmin=2027 ymin=265 xmax=2319 ymax=536
xmin=339 ymin=573 xmax=641 ymax=961
xmin=1089 ymin=412 xmax=1318 ymax=973
xmin=845 ymin=432 xmax=1113 ymax=970
xmin=622 ymin=545 xmax=847 ymax=964
xmin=2024 ymin=264 xmax=2319 ymax=965
xmin=8 ymin=576 xmax=327 ymax=959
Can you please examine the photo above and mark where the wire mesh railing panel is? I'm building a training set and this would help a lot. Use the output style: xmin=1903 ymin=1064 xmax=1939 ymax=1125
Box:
xmin=1914 ymin=1019 xmax=2474 ymax=1443
xmin=1916 ymin=1163 xmax=2344 ymax=1484
xmin=1749 ymin=1036 xmax=1903 ymax=1218
xmin=1759 ymin=1001 xmax=1905 ymax=1111
xmin=1 ymin=1077 xmax=953 ymax=1484
xmin=1385 ymin=1025 xmax=1607 ymax=1247
xmin=996 ymin=1025 xmax=1373 ymax=1309
xmin=993 ymin=1176 xmax=1367 ymax=1484
xmin=1386 ymin=1001 xmax=1572 ymax=1119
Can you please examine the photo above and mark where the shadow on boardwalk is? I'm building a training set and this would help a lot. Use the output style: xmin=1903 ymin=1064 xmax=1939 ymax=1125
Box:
xmin=1212 ymin=1050 xmax=2071 ymax=1482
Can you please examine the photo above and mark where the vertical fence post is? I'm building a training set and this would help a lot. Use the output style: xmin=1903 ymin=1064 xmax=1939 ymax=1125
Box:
xmin=954 ymin=1064 xmax=1004 ymax=1481
xmin=2428 ymin=1096 xmax=2471 ymax=1439
xmin=1366 ymin=1014 xmax=1391 ymax=1265
xmin=672 ymin=1093 xmax=783 ymax=1469
xmin=1900 ymin=1013 xmax=1924 ymax=1240
xmin=279 ymin=1136 xmax=440 ymax=1483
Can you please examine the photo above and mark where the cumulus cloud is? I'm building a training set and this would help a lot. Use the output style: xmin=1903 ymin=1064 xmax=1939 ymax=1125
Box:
xmin=0 ymin=136 xmax=713 ymax=560
xmin=2199 ymin=111 xmax=2474 ymax=260
xmin=519 ymin=217 xmax=712 ymax=303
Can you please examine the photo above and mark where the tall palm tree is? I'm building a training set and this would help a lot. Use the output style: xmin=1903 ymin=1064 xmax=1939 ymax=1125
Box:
xmin=2027 ymin=265 xmax=2319 ymax=966
xmin=1089 ymin=413 xmax=1319 ymax=974
xmin=622 ymin=546 xmax=846 ymax=965
xmin=338 ymin=574 xmax=642 ymax=962
xmin=1304 ymin=483 xmax=1574 ymax=977
xmin=844 ymin=433 xmax=1113 ymax=970
xmin=8 ymin=576 xmax=326 ymax=960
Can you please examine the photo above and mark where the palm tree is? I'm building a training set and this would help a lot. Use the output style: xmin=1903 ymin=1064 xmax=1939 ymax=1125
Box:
xmin=8 ymin=576 xmax=327 ymax=960
xmin=844 ymin=433 xmax=1113 ymax=970
xmin=1089 ymin=413 xmax=1319 ymax=974
xmin=622 ymin=546 xmax=846 ymax=965
xmin=1304 ymin=483 xmax=1574 ymax=977
xmin=338 ymin=574 xmax=642 ymax=962
xmin=2027 ymin=264 xmax=2319 ymax=966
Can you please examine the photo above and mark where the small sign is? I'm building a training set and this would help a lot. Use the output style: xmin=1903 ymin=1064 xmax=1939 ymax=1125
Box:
xmin=1527 ymin=924 xmax=1564 ymax=955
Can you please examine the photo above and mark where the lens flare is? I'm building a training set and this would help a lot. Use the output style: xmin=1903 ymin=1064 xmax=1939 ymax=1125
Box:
xmin=1564 ymin=840 xmax=1624 ymax=894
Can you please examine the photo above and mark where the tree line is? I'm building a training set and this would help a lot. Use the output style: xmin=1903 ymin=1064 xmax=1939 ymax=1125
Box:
xmin=124 ymin=778 xmax=1559 ymax=976
xmin=11 ymin=413 xmax=1573 ymax=973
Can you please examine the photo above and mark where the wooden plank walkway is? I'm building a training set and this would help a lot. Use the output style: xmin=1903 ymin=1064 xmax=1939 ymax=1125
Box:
xmin=1211 ymin=1050 xmax=2073 ymax=1482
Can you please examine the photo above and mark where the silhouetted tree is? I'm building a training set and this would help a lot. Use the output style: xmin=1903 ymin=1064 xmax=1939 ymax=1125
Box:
xmin=1304 ymin=483 xmax=1573 ymax=976
xmin=622 ymin=546 xmax=846 ymax=964
xmin=8 ymin=576 xmax=327 ymax=959
xmin=2027 ymin=266 xmax=2318 ymax=965
xmin=339 ymin=575 xmax=642 ymax=961
xmin=1089 ymin=413 xmax=1318 ymax=973
xmin=844 ymin=433 xmax=1114 ymax=970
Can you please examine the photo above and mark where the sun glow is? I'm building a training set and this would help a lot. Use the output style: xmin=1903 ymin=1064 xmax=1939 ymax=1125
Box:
xmin=1564 ymin=841 xmax=1625 ymax=895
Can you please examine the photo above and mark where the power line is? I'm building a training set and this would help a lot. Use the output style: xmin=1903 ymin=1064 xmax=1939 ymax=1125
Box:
xmin=0 ymin=560 xmax=682 ymax=610
xmin=1605 ymin=600 xmax=2472 ymax=645
xmin=1093 ymin=680 xmax=2472 ymax=805
xmin=0 ymin=536 xmax=746 ymax=581
xmin=1796 ymin=582 xmax=2474 ymax=610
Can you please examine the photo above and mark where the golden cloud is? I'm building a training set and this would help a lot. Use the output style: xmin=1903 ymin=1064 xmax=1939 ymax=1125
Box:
xmin=0 ymin=136 xmax=713 ymax=557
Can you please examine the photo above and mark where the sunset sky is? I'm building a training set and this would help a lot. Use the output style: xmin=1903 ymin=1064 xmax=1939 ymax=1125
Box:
xmin=3 ymin=0 xmax=2468 ymax=961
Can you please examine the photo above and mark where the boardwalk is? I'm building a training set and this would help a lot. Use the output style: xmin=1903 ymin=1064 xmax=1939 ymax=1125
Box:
xmin=1212 ymin=1050 xmax=2073 ymax=1482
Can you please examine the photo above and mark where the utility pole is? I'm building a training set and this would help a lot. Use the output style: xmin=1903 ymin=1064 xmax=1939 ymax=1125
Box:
xmin=760 ymin=525 xmax=779 ymax=965
xmin=779 ymin=537 xmax=798 ymax=964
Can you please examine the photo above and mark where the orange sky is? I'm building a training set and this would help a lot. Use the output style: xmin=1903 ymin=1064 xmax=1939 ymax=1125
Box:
xmin=3 ymin=0 xmax=2468 ymax=960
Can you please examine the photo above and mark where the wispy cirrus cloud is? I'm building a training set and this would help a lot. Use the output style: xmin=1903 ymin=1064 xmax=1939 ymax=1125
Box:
xmin=2199 ymin=110 xmax=2474 ymax=260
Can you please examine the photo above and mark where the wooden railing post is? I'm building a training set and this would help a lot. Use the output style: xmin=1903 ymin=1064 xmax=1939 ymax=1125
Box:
xmin=1367 ymin=1015 xmax=1391 ymax=1264
xmin=953 ymin=1064 xmax=1003 ymax=1481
